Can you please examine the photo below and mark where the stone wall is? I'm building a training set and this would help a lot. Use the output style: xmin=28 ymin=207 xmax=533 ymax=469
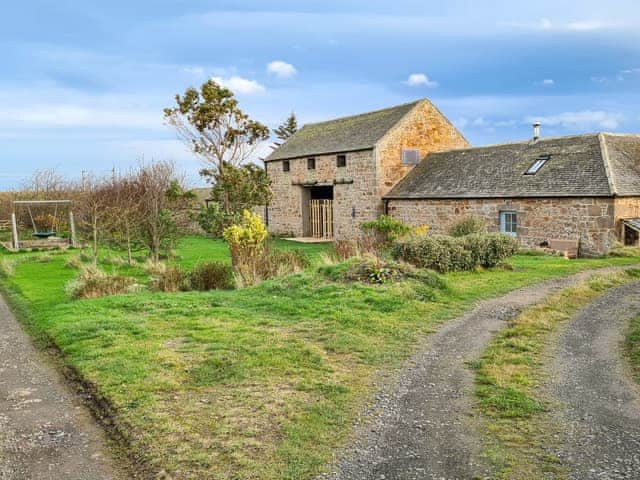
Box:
xmin=387 ymin=197 xmax=618 ymax=255
xmin=266 ymin=149 xmax=377 ymax=239
xmin=375 ymin=100 xmax=469 ymax=197
xmin=266 ymin=99 xmax=469 ymax=240
xmin=614 ymin=197 xmax=640 ymax=238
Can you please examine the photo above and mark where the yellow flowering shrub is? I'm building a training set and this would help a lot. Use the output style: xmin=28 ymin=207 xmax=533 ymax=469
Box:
xmin=223 ymin=210 xmax=269 ymax=286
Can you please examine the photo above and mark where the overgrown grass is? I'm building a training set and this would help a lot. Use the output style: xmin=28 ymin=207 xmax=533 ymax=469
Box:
xmin=1 ymin=238 xmax=639 ymax=479
xmin=473 ymin=268 xmax=640 ymax=479
xmin=625 ymin=313 xmax=640 ymax=385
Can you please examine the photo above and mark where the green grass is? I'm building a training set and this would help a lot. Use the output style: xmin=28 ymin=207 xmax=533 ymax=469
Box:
xmin=625 ymin=313 xmax=640 ymax=385
xmin=0 ymin=238 xmax=639 ymax=479
xmin=473 ymin=269 xmax=640 ymax=479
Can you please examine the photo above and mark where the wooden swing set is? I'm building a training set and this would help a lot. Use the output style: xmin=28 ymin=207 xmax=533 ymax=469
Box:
xmin=6 ymin=200 xmax=77 ymax=251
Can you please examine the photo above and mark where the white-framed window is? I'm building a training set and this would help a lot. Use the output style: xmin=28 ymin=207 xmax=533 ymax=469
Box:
xmin=500 ymin=211 xmax=517 ymax=236
xmin=401 ymin=148 xmax=420 ymax=165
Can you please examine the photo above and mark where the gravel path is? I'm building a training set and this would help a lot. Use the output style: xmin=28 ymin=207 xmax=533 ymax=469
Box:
xmin=322 ymin=268 xmax=626 ymax=480
xmin=0 ymin=294 xmax=125 ymax=480
xmin=548 ymin=281 xmax=640 ymax=480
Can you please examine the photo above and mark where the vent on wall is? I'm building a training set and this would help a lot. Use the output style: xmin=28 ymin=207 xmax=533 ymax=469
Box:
xmin=402 ymin=149 xmax=420 ymax=165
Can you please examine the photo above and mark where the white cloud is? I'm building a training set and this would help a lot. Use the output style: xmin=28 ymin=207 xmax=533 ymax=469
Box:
xmin=539 ymin=79 xmax=555 ymax=86
xmin=503 ymin=17 xmax=611 ymax=32
xmin=405 ymin=73 xmax=439 ymax=88
xmin=211 ymin=76 xmax=266 ymax=94
xmin=182 ymin=66 xmax=205 ymax=77
xmin=267 ymin=60 xmax=297 ymax=78
xmin=525 ymin=110 xmax=623 ymax=130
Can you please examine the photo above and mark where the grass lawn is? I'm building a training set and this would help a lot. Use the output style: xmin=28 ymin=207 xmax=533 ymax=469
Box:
xmin=626 ymin=314 xmax=640 ymax=385
xmin=0 ymin=238 xmax=639 ymax=479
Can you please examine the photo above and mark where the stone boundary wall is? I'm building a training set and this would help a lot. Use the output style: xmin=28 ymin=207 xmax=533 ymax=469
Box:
xmin=387 ymin=196 xmax=618 ymax=255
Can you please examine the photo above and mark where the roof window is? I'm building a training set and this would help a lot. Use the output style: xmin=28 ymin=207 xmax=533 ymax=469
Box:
xmin=525 ymin=154 xmax=550 ymax=175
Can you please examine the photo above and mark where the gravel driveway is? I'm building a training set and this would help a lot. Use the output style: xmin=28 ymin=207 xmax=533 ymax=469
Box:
xmin=0 ymin=294 xmax=125 ymax=480
xmin=321 ymin=268 xmax=625 ymax=480
xmin=548 ymin=281 xmax=640 ymax=480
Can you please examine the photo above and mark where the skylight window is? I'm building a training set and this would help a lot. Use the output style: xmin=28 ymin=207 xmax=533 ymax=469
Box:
xmin=525 ymin=154 xmax=550 ymax=175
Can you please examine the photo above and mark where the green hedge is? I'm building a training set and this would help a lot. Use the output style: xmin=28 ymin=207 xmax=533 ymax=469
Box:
xmin=391 ymin=233 xmax=519 ymax=273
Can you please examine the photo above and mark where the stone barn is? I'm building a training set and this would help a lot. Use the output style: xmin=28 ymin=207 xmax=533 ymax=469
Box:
xmin=265 ymin=99 xmax=468 ymax=240
xmin=384 ymin=133 xmax=640 ymax=255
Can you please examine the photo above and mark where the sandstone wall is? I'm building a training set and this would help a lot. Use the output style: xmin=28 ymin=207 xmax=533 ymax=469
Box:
xmin=375 ymin=100 xmax=469 ymax=198
xmin=614 ymin=197 xmax=640 ymax=238
xmin=266 ymin=149 xmax=377 ymax=239
xmin=387 ymin=197 xmax=617 ymax=255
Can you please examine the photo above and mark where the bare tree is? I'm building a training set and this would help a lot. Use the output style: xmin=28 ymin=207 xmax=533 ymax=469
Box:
xmin=75 ymin=175 xmax=110 ymax=266
xmin=134 ymin=161 xmax=193 ymax=262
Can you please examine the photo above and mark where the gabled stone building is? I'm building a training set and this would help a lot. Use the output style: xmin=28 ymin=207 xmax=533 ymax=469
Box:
xmin=265 ymin=99 xmax=468 ymax=239
xmin=385 ymin=133 xmax=640 ymax=255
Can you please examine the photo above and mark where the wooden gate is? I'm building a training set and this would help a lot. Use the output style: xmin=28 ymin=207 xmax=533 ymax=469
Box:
xmin=309 ymin=199 xmax=333 ymax=239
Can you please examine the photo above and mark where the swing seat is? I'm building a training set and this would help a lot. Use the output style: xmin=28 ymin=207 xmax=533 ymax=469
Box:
xmin=32 ymin=231 xmax=56 ymax=239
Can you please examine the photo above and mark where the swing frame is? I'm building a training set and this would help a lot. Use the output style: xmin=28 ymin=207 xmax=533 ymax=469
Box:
xmin=9 ymin=200 xmax=77 ymax=251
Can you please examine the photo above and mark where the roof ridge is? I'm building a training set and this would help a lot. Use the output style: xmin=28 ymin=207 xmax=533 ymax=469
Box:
xmin=300 ymin=99 xmax=422 ymax=128
xmin=423 ymin=132 xmax=603 ymax=154
xmin=599 ymin=133 xmax=617 ymax=196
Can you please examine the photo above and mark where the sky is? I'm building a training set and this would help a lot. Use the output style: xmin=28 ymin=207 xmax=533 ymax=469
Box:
xmin=2 ymin=0 xmax=640 ymax=189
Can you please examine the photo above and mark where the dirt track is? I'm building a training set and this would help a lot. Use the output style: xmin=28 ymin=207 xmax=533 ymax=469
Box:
xmin=321 ymin=268 xmax=626 ymax=480
xmin=548 ymin=281 xmax=640 ymax=480
xmin=0 ymin=294 xmax=125 ymax=480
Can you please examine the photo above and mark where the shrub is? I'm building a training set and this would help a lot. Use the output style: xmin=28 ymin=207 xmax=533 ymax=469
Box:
xmin=102 ymin=254 xmax=128 ymax=267
xmin=144 ymin=259 xmax=167 ymax=276
xmin=360 ymin=215 xmax=411 ymax=246
xmin=223 ymin=210 xmax=269 ymax=286
xmin=190 ymin=262 xmax=234 ymax=290
xmin=411 ymin=224 xmax=430 ymax=237
xmin=0 ymin=258 xmax=15 ymax=277
xmin=65 ymin=255 xmax=83 ymax=269
xmin=195 ymin=203 xmax=241 ymax=238
xmin=450 ymin=216 xmax=486 ymax=237
xmin=66 ymin=265 xmax=137 ymax=299
xmin=609 ymin=243 xmax=640 ymax=258
xmin=391 ymin=233 xmax=518 ymax=273
xmin=151 ymin=265 xmax=189 ymax=292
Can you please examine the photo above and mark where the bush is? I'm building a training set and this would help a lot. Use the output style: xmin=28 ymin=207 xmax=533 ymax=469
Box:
xmin=65 ymin=255 xmax=84 ymax=269
xmin=391 ymin=233 xmax=518 ymax=273
xmin=195 ymin=203 xmax=241 ymax=238
xmin=66 ymin=265 xmax=138 ymax=299
xmin=151 ymin=265 xmax=189 ymax=292
xmin=450 ymin=216 xmax=486 ymax=237
xmin=223 ymin=210 xmax=269 ymax=286
xmin=144 ymin=259 xmax=168 ymax=276
xmin=190 ymin=262 xmax=234 ymax=290
xmin=360 ymin=215 xmax=411 ymax=245
xmin=0 ymin=258 xmax=15 ymax=277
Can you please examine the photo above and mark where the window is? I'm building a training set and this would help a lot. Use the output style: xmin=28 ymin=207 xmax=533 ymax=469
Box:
xmin=307 ymin=157 xmax=316 ymax=170
xmin=500 ymin=211 xmax=517 ymax=236
xmin=336 ymin=154 xmax=347 ymax=168
xmin=282 ymin=160 xmax=290 ymax=172
xmin=402 ymin=149 xmax=420 ymax=165
xmin=525 ymin=154 xmax=550 ymax=175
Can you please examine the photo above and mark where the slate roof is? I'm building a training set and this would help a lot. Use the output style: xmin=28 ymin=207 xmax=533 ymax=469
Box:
xmin=266 ymin=100 xmax=421 ymax=161
xmin=623 ymin=219 xmax=640 ymax=232
xmin=385 ymin=133 xmax=640 ymax=199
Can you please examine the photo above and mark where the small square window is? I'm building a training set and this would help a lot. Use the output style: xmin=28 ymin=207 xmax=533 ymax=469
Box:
xmin=307 ymin=157 xmax=316 ymax=170
xmin=282 ymin=160 xmax=290 ymax=172
xmin=402 ymin=149 xmax=420 ymax=165
xmin=336 ymin=154 xmax=347 ymax=168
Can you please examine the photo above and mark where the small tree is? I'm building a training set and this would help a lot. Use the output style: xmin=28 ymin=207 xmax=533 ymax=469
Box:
xmin=271 ymin=112 xmax=298 ymax=148
xmin=135 ymin=162 xmax=193 ymax=262
xmin=102 ymin=173 xmax=143 ymax=265
xmin=76 ymin=175 xmax=109 ymax=266
xmin=164 ymin=80 xmax=269 ymax=201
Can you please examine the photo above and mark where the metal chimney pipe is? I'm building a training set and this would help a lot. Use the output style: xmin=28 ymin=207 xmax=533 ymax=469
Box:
xmin=533 ymin=122 xmax=541 ymax=141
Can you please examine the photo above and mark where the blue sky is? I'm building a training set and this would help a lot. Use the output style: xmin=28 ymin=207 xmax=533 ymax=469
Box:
xmin=2 ymin=0 xmax=640 ymax=189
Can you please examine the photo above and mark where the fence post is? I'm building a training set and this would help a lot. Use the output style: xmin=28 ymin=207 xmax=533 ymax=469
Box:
xmin=11 ymin=212 xmax=19 ymax=251
xmin=69 ymin=210 xmax=77 ymax=247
